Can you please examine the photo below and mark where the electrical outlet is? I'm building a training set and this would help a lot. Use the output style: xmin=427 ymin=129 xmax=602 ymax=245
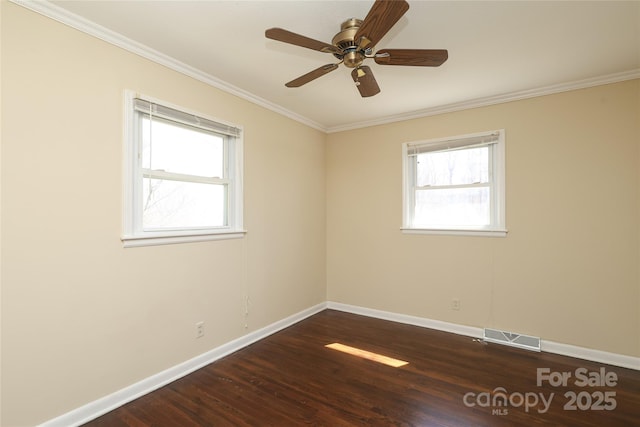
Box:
xmin=451 ymin=298 xmax=461 ymax=311
xmin=196 ymin=321 xmax=205 ymax=338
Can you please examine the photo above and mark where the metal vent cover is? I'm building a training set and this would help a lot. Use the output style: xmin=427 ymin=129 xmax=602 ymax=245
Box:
xmin=483 ymin=328 xmax=541 ymax=352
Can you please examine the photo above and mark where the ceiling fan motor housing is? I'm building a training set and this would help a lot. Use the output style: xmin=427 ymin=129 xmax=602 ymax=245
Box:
xmin=332 ymin=18 xmax=366 ymax=68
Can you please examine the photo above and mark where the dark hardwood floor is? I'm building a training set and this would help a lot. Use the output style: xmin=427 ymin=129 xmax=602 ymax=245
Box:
xmin=84 ymin=310 xmax=640 ymax=426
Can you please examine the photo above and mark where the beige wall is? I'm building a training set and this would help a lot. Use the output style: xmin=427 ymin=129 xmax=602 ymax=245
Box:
xmin=2 ymin=2 xmax=639 ymax=426
xmin=327 ymin=79 xmax=640 ymax=359
xmin=1 ymin=3 xmax=325 ymax=426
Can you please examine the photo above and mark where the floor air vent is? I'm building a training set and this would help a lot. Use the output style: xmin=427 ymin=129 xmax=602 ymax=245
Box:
xmin=483 ymin=328 xmax=541 ymax=352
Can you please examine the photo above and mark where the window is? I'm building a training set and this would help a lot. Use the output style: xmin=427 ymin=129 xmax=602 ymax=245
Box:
xmin=402 ymin=130 xmax=506 ymax=236
xmin=123 ymin=92 xmax=244 ymax=247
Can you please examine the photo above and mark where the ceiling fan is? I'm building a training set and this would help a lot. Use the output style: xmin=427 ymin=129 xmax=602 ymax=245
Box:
xmin=265 ymin=0 xmax=448 ymax=98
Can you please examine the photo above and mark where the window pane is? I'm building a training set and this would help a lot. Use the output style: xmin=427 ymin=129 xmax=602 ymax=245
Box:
xmin=143 ymin=179 xmax=226 ymax=229
xmin=416 ymin=146 xmax=489 ymax=187
xmin=142 ymin=116 xmax=224 ymax=178
xmin=414 ymin=187 xmax=490 ymax=227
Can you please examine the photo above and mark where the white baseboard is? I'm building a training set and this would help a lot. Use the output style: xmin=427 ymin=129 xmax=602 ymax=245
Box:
xmin=39 ymin=300 xmax=639 ymax=426
xmin=327 ymin=301 xmax=484 ymax=339
xmin=327 ymin=301 xmax=640 ymax=371
xmin=541 ymin=340 xmax=640 ymax=371
xmin=39 ymin=302 xmax=327 ymax=427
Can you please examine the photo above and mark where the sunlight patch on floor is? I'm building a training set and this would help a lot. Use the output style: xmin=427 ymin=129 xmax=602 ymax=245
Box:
xmin=325 ymin=343 xmax=409 ymax=368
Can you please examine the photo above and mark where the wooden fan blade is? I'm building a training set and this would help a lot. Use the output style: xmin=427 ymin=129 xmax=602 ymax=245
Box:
xmin=375 ymin=49 xmax=448 ymax=66
xmin=351 ymin=66 xmax=381 ymax=97
xmin=285 ymin=63 xmax=339 ymax=88
xmin=266 ymin=28 xmax=340 ymax=54
xmin=354 ymin=0 xmax=409 ymax=49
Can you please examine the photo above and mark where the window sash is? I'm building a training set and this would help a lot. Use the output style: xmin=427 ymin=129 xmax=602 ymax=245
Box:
xmin=414 ymin=147 xmax=491 ymax=188
xmin=133 ymin=100 xmax=236 ymax=231
xmin=410 ymin=146 xmax=495 ymax=229
xmin=137 ymin=112 xmax=231 ymax=185
xmin=412 ymin=143 xmax=494 ymax=190
xmin=402 ymin=130 xmax=505 ymax=234
xmin=142 ymin=179 xmax=229 ymax=231
xmin=140 ymin=114 xmax=228 ymax=180
xmin=413 ymin=185 xmax=492 ymax=228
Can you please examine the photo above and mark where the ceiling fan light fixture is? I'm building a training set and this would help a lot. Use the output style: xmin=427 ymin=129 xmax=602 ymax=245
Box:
xmin=343 ymin=50 xmax=365 ymax=68
xmin=265 ymin=0 xmax=447 ymax=98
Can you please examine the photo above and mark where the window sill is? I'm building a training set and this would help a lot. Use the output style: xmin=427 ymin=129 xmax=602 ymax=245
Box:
xmin=401 ymin=228 xmax=507 ymax=238
xmin=122 ymin=230 xmax=247 ymax=248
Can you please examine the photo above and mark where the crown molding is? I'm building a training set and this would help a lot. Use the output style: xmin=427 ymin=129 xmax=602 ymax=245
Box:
xmin=10 ymin=0 xmax=328 ymax=133
xmin=326 ymin=69 xmax=640 ymax=133
xmin=11 ymin=1 xmax=639 ymax=135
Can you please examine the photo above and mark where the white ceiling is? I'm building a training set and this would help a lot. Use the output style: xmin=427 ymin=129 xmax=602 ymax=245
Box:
xmin=40 ymin=1 xmax=640 ymax=131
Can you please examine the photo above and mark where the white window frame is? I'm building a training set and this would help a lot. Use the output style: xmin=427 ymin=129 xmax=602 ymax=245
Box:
xmin=122 ymin=91 xmax=245 ymax=247
xmin=402 ymin=129 xmax=507 ymax=237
